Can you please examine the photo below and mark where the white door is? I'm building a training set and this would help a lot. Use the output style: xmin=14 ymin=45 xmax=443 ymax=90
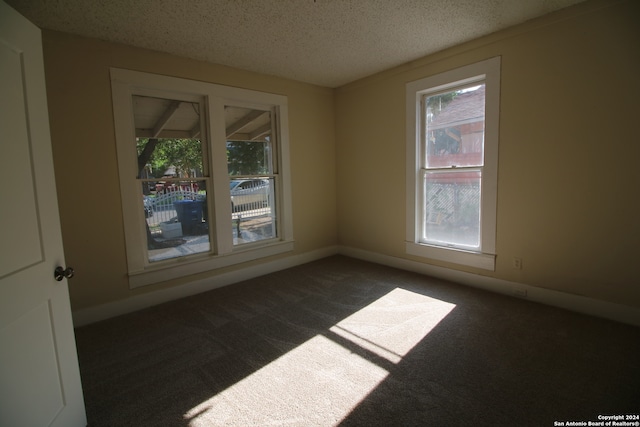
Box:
xmin=0 ymin=2 xmax=87 ymax=426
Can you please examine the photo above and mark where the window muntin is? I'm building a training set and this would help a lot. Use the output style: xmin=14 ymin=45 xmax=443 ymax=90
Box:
xmin=406 ymin=57 xmax=500 ymax=270
xmin=112 ymin=69 xmax=294 ymax=287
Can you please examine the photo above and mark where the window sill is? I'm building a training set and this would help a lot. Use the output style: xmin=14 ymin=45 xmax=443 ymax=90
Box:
xmin=128 ymin=240 xmax=295 ymax=288
xmin=405 ymin=241 xmax=495 ymax=271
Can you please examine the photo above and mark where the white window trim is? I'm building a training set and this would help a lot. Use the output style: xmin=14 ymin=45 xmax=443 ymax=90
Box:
xmin=406 ymin=57 xmax=500 ymax=271
xmin=111 ymin=68 xmax=294 ymax=288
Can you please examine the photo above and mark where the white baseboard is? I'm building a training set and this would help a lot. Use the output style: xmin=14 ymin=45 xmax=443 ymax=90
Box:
xmin=73 ymin=244 xmax=640 ymax=328
xmin=72 ymin=246 xmax=339 ymax=327
xmin=339 ymin=246 xmax=640 ymax=328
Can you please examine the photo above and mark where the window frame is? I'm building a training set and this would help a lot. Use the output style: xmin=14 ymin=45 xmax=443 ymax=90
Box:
xmin=406 ymin=57 xmax=500 ymax=270
xmin=111 ymin=68 xmax=294 ymax=288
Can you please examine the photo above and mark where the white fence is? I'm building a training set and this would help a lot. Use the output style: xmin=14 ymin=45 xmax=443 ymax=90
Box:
xmin=145 ymin=190 xmax=204 ymax=227
xmin=145 ymin=189 xmax=273 ymax=229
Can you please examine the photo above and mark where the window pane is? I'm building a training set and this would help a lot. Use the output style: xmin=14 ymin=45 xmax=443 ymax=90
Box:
xmin=144 ymin=180 xmax=210 ymax=262
xmin=136 ymin=137 xmax=205 ymax=180
xmin=227 ymin=140 xmax=272 ymax=176
xmin=132 ymin=94 xmax=212 ymax=263
xmin=225 ymin=105 xmax=277 ymax=247
xmin=231 ymin=177 xmax=277 ymax=245
xmin=422 ymin=171 xmax=481 ymax=249
xmin=225 ymin=106 xmax=272 ymax=176
xmin=425 ymin=84 xmax=485 ymax=168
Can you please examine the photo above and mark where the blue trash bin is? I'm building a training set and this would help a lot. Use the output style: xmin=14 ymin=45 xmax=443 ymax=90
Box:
xmin=173 ymin=200 xmax=203 ymax=235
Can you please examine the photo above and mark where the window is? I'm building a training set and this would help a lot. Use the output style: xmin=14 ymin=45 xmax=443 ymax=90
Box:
xmin=406 ymin=57 xmax=500 ymax=270
xmin=225 ymin=107 xmax=278 ymax=246
xmin=112 ymin=69 xmax=293 ymax=287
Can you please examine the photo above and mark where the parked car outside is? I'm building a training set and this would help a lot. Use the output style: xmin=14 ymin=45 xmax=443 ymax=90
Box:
xmin=230 ymin=179 xmax=270 ymax=212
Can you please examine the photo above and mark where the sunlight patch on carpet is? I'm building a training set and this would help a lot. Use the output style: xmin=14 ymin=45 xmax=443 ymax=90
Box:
xmin=185 ymin=334 xmax=388 ymax=426
xmin=330 ymin=287 xmax=456 ymax=363
xmin=184 ymin=287 xmax=455 ymax=426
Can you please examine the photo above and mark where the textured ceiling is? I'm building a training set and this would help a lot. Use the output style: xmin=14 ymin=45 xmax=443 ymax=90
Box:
xmin=7 ymin=0 xmax=586 ymax=87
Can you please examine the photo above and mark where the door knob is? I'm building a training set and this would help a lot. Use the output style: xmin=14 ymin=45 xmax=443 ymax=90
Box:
xmin=54 ymin=266 xmax=74 ymax=281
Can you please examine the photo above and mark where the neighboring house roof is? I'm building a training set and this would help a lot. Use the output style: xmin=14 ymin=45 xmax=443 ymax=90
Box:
xmin=429 ymin=85 xmax=485 ymax=130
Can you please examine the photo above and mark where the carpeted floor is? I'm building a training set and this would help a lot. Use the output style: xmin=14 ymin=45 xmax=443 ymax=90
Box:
xmin=74 ymin=256 xmax=640 ymax=426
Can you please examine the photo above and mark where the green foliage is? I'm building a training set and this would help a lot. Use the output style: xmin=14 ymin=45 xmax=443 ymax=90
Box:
xmin=226 ymin=140 xmax=269 ymax=176
xmin=137 ymin=138 xmax=203 ymax=177
xmin=137 ymin=137 xmax=272 ymax=179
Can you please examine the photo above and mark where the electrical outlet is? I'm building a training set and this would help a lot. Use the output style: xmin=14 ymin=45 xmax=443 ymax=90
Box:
xmin=513 ymin=257 xmax=522 ymax=269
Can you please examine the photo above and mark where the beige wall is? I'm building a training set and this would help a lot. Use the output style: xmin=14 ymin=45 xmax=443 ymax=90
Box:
xmin=335 ymin=0 xmax=640 ymax=308
xmin=42 ymin=32 xmax=337 ymax=311
xmin=43 ymin=0 xmax=639 ymax=314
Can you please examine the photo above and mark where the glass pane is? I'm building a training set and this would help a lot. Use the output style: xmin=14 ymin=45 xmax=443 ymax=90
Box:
xmin=227 ymin=140 xmax=272 ymax=176
xmin=136 ymin=137 xmax=204 ymax=181
xmin=422 ymin=171 xmax=481 ymax=249
xmin=425 ymin=84 xmax=485 ymax=168
xmin=132 ymin=94 xmax=212 ymax=262
xmin=225 ymin=106 xmax=273 ymax=176
xmin=144 ymin=180 xmax=210 ymax=262
xmin=225 ymin=104 xmax=277 ymax=247
xmin=231 ymin=177 xmax=277 ymax=245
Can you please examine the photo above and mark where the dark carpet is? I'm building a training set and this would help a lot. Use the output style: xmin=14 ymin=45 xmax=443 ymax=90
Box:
xmin=74 ymin=255 xmax=640 ymax=426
